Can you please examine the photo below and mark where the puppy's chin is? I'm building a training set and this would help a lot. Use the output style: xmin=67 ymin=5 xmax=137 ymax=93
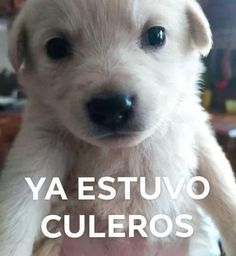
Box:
xmin=81 ymin=130 xmax=155 ymax=149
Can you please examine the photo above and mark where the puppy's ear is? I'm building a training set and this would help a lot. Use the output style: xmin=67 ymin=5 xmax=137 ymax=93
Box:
xmin=8 ymin=12 xmax=28 ymax=72
xmin=186 ymin=0 xmax=212 ymax=56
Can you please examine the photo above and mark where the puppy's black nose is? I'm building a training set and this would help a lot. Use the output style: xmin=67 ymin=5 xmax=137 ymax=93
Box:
xmin=87 ymin=92 xmax=134 ymax=130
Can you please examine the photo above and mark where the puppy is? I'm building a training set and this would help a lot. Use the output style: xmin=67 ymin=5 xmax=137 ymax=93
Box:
xmin=0 ymin=0 xmax=236 ymax=255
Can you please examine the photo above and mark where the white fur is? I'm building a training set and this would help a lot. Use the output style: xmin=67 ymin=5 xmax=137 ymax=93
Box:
xmin=0 ymin=0 xmax=236 ymax=255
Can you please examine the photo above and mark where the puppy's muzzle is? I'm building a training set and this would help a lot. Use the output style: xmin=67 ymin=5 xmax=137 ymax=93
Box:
xmin=87 ymin=92 xmax=135 ymax=131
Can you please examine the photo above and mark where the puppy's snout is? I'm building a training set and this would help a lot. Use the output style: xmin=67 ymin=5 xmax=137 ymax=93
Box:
xmin=87 ymin=92 xmax=135 ymax=130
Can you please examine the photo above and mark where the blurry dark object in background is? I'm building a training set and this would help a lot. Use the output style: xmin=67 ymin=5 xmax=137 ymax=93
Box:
xmin=212 ymin=89 xmax=236 ymax=113
xmin=202 ymin=1 xmax=236 ymax=113
xmin=228 ymin=78 xmax=236 ymax=90
xmin=0 ymin=69 xmax=18 ymax=96
xmin=228 ymin=50 xmax=236 ymax=89
xmin=0 ymin=1 xmax=11 ymax=16
xmin=0 ymin=70 xmax=25 ymax=111
xmin=207 ymin=49 xmax=236 ymax=113
xmin=0 ymin=0 xmax=25 ymax=16
xmin=215 ymin=48 xmax=231 ymax=90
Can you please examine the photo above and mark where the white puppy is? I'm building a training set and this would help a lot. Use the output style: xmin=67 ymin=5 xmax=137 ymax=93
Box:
xmin=0 ymin=0 xmax=236 ymax=255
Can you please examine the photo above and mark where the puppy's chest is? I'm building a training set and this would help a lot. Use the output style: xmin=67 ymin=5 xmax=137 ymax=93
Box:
xmin=66 ymin=135 xmax=198 ymax=220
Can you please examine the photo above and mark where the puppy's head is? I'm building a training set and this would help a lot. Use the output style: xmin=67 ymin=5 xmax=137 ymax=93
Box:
xmin=9 ymin=0 xmax=212 ymax=148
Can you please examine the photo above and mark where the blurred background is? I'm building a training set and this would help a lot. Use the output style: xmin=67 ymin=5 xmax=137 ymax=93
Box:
xmin=0 ymin=0 xmax=236 ymax=174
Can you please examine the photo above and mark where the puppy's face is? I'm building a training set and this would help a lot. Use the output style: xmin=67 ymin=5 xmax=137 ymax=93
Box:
xmin=9 ymin=0 xmax=212 ymax=148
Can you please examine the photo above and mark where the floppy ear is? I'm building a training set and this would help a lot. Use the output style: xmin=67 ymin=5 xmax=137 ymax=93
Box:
xmin=186 ymin=0 xmax=212 ymax=56
xmin=8 ymin=11 xmax=28 ymax=72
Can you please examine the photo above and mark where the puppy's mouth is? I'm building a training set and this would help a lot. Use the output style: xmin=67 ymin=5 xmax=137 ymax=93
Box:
xmin=87 ymin=130 xmax=150 ymax=148
xmin=91 ymin=130 xmax=144 ymax=139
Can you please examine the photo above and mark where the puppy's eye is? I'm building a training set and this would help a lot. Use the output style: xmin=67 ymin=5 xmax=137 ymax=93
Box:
xmin=143 ymin=26 xmax=166 ymax=48
xmin=46 ymin=37 xmax=72 ymax=60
